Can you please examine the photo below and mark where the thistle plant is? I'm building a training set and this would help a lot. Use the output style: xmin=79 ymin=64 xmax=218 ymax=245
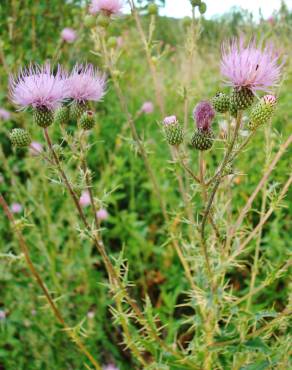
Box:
xmin=1 ymin=2 xmax=291 ymax=370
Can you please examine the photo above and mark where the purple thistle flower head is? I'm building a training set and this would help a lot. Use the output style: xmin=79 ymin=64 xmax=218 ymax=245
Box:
xmin=263 ymin=94 xmax=277 ymax=106
xmin=96 ymin=208 xmax=109 ymax=221
xmin=79 ymin=190 xmax=91 ymax=208
xmin=66 ymin=64 xmax=106 ymax=103
xmin=221 ymin=37 xmax=283 ymax=93
xmin=193 ymin=101 xmax=215 ymax=131
xmin=29 ymin=141 xmax=43 ymax=156
xmin=141 ymin=101 xmax=154 ymax=114
xmin=0 ymin=108 xmax=11 ymax=121
xmin=61 ymin=28 xmax=77 ymax=43
xmin=10 ymin=203 xmax=22 ymax=214
xmin=163 ymin=115 xmax=177 ymax=126
xmin=9 ymin=64 xmax=68 ymax=110
xmin=89 ymin=0 xmax=123 ymax=16
xmin=102 ymin=364 xmax=119 ymax=370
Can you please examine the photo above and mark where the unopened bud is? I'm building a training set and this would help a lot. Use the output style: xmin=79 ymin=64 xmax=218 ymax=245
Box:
xmin=248 ymin=95 xmax=277 ymax=130
xmin=80 ymin=111 xmax=95 ymax=130
xmin=163 ymin=116 xmax=184 ymax=146
xmin=9 ymin=128 xmax=31 ymax=148
xmin=33 ymin=106 xmax=54 ymax=128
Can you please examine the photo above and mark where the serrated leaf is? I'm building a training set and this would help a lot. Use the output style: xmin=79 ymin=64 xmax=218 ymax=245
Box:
xmin=244 ymin=337 xmax=270 ymax=354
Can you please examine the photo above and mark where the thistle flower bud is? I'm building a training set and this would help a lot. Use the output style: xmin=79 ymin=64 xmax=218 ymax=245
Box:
xmin=107 ymin=36 xmax=118 ymax=48
xmin=182 ymin=17 xmax=192 ymax=29
xmin=248 ymin=95 xmax=277 ymax=130
xmin=212 ymin=92 xmax=230 ymax=113
xmin=163 ymin=116 xmax=184 ymax=146
xmin=199 ymin=2 xmax=207 ymax=14
xmin=33 ymin=106 xmax=54 ymax=128
xmin=191 ymin=129 xmax=214 ymax=151
xmin=190 ymin=0 xmax=201 ymax=6
xmin=70 ymin=101 xmax=89 ymax=122
xmin=97 ymin=13 xmax=110 ymax=28
xmin=229 ymin=99 xmax=238 ymax=118
xmin=54 ymin=105 xmax=69 ymax=125
xmin=9 ymin=128 xmax=31 ymax=148
xmin=193 ymin=101 xmax=215 ymax=131
xmin=148 ymin=3 xmax=158 ymax=16
xmin=230 ymin=87 xmax=254 ymax=110
xmin=80 ymin=111 xmax=95 ymax=130
xmin=84 ymin=15 xmax=96 ymax=28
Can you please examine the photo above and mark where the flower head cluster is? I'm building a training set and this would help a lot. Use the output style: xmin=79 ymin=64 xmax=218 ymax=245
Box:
xmin=193 ymin=101 xmax=215 ymax=131
xmin=66 ymin=64 xmax=106 ymax=103
xmin=221 ymin=37 xmax=283 ymax=93
xmin=10 ymin=64 xmax=67 ymax=110
xmin=89 ymin=0 xmax=123 ymax=16
xmin=61 ymin=28 xmax=77 ymax=43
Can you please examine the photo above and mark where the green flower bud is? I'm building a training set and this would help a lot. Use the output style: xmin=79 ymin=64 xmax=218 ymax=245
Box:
xmin=97 ymin=13 xmax=110 ymax=28
xmin=84 ymin=15 xmax=96 ymax=28
xmin=80 ymin=111 xmax=95 ymax=130
xmin=148 ymin=3 xmax=158 ymax=16
xmin=163 ymin=116 xmax=184 ymax=146
xmin=212 ymin=92 xmax=230 ymax=113
xmin=182 ymin=17 xmax=192 ymax=29
xmin=108 ymin=36 xmax=118 ymax=48
xmin=190 ymin=0 xmax=201 ymax=6
xmin=199 ymin=2 xmax=207 ymax=14
xmin=70 ymin=101 xmax=89 ymax=122
xmin=230 ymin=87 xmax=254 ymax=111
xmin=9 ymin=128 xmax=31 ymax=148
xmin=191 ymin=129 xmax=214 ymax=151
xmin=33 ymin=106 xmax=54 ymax=128
xmin=248 ymin=95 xmax=277 ymax=130
xmin=54 ymin=105 xmax=69 ymax=125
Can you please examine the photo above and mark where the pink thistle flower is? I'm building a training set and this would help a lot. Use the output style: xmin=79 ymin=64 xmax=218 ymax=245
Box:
xmin=67 ymin=64 xmax=106 ymax=103
xmin=10 ymin=64 xmax=68 ymax=110
xmin=0 ymin=108 xmax=11 ymax=120
xmin=89 ymin=0 xmax=123 ymax=16
xmin=141 ymin=101 xmax=154 ymax=114
xmin=163 ymin=115 xmax=177 ymax=125
xmin=87 ymin=311 xmax=95 ymax=319
xmin=79 ymin=190 xmax=91 ymax=207
xmin=96 ymin=208 xmax=109 ymax=221
xmin=102 ymin=365 xmax=119 ymax=370
xmin=29 ymin=141 xmax=43 ymax=156
xmin=221 ymin=38 xmax=283 ymax=93
xmin=61 ymin=28 xmax=77 ymax=43
xmin=117 ymin=36 xmax=124 ymax=48
xmin=268 ymin=16 xmax=275 ymax=26
xmin=10 ymin=203 xmax=22 ymax=214
xmin=193 ymin=101 xmax=215 ymax=131
xmin=0 ymin=310 xmax=6 ymax=320
xmin=263 ymin=94 xmax=277 ymax=106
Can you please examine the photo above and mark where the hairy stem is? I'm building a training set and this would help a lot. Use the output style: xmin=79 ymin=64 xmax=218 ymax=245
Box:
xmin=200 ymin=112 xmax=242 ymax=285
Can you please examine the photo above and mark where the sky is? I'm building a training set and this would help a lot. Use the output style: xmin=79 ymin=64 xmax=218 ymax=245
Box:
xmin=129 ymin=0 xmax=292 ymax=19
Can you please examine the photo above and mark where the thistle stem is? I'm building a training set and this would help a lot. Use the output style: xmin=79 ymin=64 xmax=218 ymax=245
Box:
xmin=43 ymin=128 xmax=186 ymax=363
xmin=200 ymin=112 xmax=242 ymax=286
